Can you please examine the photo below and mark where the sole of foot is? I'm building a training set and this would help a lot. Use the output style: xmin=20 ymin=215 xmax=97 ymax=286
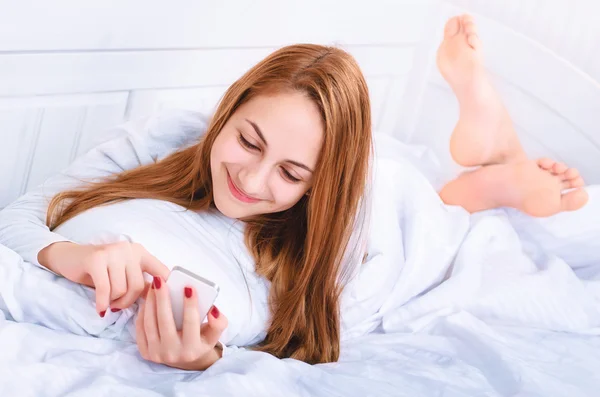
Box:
xmin=437 ymin=14 xmax=526 ymax=167
xmin=501 ymin=159 xmax=588 ymax=217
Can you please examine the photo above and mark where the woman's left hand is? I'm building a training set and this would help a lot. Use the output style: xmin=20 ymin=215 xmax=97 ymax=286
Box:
xmin=135 ymin=276 xmax=228 ymax=371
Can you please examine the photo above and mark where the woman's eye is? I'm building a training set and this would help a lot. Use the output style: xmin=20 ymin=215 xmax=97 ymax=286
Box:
xmin=281 ymin=168 xmax=301 ymax=183
xmin=238 ymin=133 xmax=259 ymax=151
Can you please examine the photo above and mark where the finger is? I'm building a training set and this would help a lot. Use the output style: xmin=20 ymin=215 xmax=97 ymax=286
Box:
xmin=111 ymin=265 xmax=146 ymax=310
xmin=136 ymin=245 xmax=170 ymax=280
xmin=107 ymin=261 xmax=128 ymax=302
xmin=144 ymin=286 xmax=161 ymax=359
xmin=181 ymin=287 xmax=201 ymax=348
xmin=135 ymin=301 xmax=149 ymax=359
xmin=87 ymin=261 xmax=111 ymax=315
xmin=200 ymin=306 xmax=228 ymax=347
xmin=152 ymin=276 xmax=178 ymax=343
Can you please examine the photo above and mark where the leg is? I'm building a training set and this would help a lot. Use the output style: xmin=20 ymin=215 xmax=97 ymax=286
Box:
xmin=436 ymin=14 xmax=526 ymax=166
xmin=437 ymin=15 xmax=589 ymax=217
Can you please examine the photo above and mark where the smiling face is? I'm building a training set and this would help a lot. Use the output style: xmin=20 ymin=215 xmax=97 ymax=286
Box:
xmin=210 ymin=91 xmax=324 ymax=219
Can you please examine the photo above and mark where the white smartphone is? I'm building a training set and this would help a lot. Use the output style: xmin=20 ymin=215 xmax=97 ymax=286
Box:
xmin=166 ymin=266 xmax=220 ymax=331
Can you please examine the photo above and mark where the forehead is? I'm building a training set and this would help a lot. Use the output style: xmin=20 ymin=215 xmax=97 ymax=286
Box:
xmin=234 ymin=92 xmax=324 ymax=167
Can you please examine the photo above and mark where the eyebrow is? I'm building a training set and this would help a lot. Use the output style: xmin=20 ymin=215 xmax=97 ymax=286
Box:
xmin=245 ymin=118 xmax=268 ymax=146
xmin=244 ymin=118 xmax=314 ymax=173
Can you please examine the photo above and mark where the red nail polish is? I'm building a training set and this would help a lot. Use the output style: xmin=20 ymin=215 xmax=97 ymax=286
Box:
xmin=210 ymin=306 xmax=220 ymax=318
xmin=184 ymin=287 xmax=192 ymax=298
xmin=111 ymin=308 xmax=121 ymax=313
xmin=99 ymin=311 xmax=106 ymax=318
xmin=153 ymin=276 xmax=161 ymax=290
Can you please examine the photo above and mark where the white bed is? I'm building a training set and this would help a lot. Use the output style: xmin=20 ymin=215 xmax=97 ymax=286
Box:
xmin=1 ymin=1 xmax=600 ymax=396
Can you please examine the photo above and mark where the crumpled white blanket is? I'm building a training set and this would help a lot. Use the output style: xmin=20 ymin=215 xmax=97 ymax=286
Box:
xmin=1 ymin=136 xmax=599 ymax=397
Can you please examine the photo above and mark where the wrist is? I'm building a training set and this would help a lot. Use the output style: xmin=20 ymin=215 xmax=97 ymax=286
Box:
xmin=38 ymin=242 xmax=72 ymax=272
xmin=38 ymin=242 xmax=92 ymax=286
xmin=195 ymin=344 xmax=223 ymax=371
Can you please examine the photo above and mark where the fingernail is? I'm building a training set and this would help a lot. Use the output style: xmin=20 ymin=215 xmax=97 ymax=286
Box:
xmin=184 ymin=287 xmax=192 ymax=298
xmin=153 ymin=276 xmax=161 ymax=290
xmin=210 ymin=306 xmax=220 ymax=318
xmin=111 ymin=308 xmax=121 ymax=313
xmin=99 ymin=311 xmax=106 ymax=318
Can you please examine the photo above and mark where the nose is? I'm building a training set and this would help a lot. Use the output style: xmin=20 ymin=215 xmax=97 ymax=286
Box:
xmin=238 ymin=163 xmax=270 ymax=197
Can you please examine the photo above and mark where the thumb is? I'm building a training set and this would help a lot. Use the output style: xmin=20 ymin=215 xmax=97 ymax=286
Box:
xmin=200 ymin=306 xmax=228 ymax=347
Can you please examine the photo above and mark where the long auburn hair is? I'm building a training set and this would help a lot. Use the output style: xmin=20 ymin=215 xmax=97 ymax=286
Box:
xmin=47 ymin=44 xmax=372 ymax=364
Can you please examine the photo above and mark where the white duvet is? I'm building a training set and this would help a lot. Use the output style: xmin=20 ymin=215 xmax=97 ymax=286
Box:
xmin=1 ymin=136 xmax=600 ymax=397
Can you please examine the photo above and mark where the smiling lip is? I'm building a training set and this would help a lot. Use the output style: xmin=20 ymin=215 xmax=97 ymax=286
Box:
xmin=227 ymin=172 xmax=260 ymax=204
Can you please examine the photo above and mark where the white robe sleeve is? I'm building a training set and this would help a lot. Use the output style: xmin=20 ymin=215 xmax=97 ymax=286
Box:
xmin=0 ymin=109 xmax=209 ymax=269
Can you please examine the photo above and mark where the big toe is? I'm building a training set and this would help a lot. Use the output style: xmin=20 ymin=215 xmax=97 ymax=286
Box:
xmin=561 ymin=188 xmax=589 ymax=212
xmin=444 ymin=16 xmax=461 ymax=39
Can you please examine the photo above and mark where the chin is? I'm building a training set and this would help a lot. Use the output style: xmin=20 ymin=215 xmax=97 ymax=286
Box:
xmin=213 ymin=194 xmax=242 ymax=219
xmin=213 ymin=192 xmax=257 ymax=220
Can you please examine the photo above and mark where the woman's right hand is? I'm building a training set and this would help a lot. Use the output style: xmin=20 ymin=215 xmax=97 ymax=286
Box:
xmin=38 ymin=241 xmax=170 ymax=316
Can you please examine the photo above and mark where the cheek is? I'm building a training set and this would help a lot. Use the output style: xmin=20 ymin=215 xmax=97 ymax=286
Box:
xmin=213 ymin=136 xmax=246 ymax=165
xmin=271 ymin=181 xmax=307 ymax=206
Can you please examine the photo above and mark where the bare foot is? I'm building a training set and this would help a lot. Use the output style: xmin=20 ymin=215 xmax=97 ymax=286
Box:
xmin=436 ymin=15 xmax=526 ymax=167
xmin=440 ymin=159 xmax=589 ymax=217
xmin=519 ymin=159 xmax=588 ymax=216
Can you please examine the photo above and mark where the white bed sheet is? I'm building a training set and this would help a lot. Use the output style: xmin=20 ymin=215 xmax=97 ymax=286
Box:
xmin=1 ymin=138 xmax=600 ymax=397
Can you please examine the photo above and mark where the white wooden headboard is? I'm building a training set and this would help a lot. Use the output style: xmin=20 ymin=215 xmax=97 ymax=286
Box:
xmin=1 ymin=0 xmax=599 ymax=208
xmin=0 ymin=0 xmax=433 ymax=208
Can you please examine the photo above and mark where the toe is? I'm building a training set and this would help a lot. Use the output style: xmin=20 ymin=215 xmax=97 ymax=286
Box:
xmin=561 ymin=188 xmax=589 ymax=212
xmin=462 ymin=18 xmax=478 ymax=35
xmin=552 ymin=162 xmax=568 ymax=175
xmin=467 ymin=33 xmax=482 ymax=50
xmin=560 ymin=167 xmax=581 ymax=189
xmin=569 ymin=176 xmax=585 ymax=189
xmin=564 ymin=167 xmax=580 ymax=180
xmin=444 ymin=16 xmax=461 ymax=38
xmin=461 ymin=14 xmax=475 ymax=25
xmin=537 ymin=158 xmax=555 ymax=170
